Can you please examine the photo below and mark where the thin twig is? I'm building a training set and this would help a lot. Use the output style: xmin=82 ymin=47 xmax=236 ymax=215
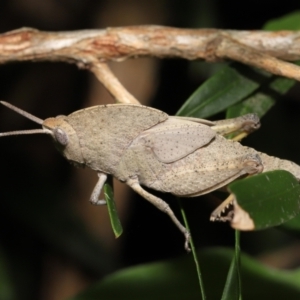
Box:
xmin=178 ymin=198 xmax=206 ymax=300
xmin=90 ymin=61 xmax=140 ymax=104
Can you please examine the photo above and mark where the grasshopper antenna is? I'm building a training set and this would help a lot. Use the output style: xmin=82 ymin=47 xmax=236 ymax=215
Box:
xmin=0 ymin=101 xmax=52 ymax=137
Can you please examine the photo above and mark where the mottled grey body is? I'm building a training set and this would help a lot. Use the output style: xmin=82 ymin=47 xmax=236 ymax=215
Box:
xmin=1 ymin=101 xmax=300 ymax=250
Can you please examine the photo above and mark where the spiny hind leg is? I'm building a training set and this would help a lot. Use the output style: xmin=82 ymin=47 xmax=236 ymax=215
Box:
xmin=211 ymin=114 xmax=260 ymax=141
xmin=127 ymin=176 xmax=191 ymax=251
xmin=211 ymin=194 xmax=255 ymax=230
xmin=210 ymin=194 xmax=235 ymax=221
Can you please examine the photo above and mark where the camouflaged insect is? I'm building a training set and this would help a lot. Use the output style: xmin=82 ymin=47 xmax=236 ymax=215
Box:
xmin=1 ymin=101 xmax=300 ymax=251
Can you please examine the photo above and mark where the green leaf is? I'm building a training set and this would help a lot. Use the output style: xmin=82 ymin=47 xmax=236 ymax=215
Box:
xmin=264 ymin=11 xmax=300 ymax=31
xmin=226 ymin=57 xmax=297 ymax=118
xmin=226 ymin=92 xmax=274 ymax=118
xmin=104 ymin=183 xmax=123 ymax=238
xmin=221 ymin=231 xmax=241 ymax=300
xmin=222 ymin=256 xmax=240 ymax=300
xmin=280 ymin=203 xmax=300 ymax=235
xmin=69 ymin=247 xmax=300 ymax=300
xmin=228 ymin=170 xmax=300 ymax=230
xmin=226 ymin=76 xmax=295 ymax=118
xmin=281 ymin=214 xmax=300 ymax=235
xmin=176 ymin=64 xmax=269 ymax=118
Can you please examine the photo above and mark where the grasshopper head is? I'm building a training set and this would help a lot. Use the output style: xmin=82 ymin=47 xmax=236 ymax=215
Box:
xmin=0 ymin=101 xmax=85 ymax=167
xmin=42 ymin=116 xmax=85 ymax=167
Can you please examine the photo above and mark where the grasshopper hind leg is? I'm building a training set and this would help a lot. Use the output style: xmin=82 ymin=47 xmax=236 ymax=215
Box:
xmin=127 ymin=176 xmax=191 ymax=251
xmin=210 ymin=152 xmax=264 ymax=222
xmin=210 ymin=194 xmax=235 ymax=221
xmin=211 ymin=114 xmax=260 ymax=141
xmin=210 ymin=154 xmax=263 ymax=222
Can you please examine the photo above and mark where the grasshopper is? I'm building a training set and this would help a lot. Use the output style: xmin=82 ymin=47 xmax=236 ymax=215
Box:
xmin=1 ymin=101 xmax=300 ymax=250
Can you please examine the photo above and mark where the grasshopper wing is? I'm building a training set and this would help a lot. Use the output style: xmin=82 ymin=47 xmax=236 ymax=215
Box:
xmin=142 ymin=117 xmax=216 ymax=163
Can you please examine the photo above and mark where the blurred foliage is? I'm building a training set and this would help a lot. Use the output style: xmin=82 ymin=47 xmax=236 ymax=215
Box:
xmin=0 ymin=2 xmax=300 ymax=300
xmin=69 ymin=248 xmax=300 ymax=300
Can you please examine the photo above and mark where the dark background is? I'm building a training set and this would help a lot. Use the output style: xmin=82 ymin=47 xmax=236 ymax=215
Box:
xmin=0 ymin=1 xmax=300 ymax=299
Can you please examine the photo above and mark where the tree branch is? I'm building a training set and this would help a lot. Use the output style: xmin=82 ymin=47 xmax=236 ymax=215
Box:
xmin=1 ymin=26 xmax=300 ymax=103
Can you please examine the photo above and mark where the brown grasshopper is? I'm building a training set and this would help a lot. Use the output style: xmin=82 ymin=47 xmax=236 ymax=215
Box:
xmin=1 ymin=101 xmax=300 ymax=251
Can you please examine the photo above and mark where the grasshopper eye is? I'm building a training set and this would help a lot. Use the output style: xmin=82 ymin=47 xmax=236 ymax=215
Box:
xmin=54 ymin=128 xmax=69 ymax=146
